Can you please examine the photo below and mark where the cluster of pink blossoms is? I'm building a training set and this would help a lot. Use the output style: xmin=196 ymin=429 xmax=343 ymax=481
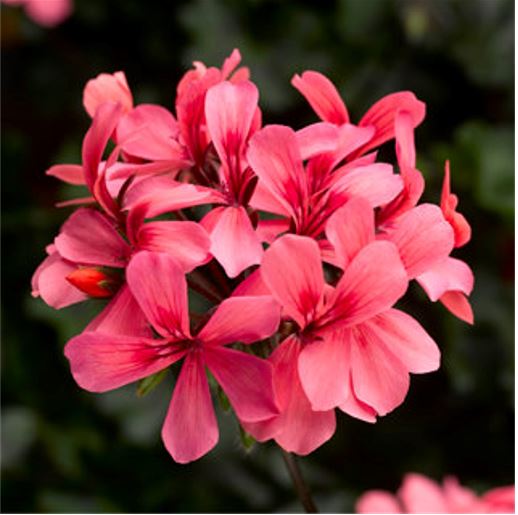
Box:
xmin=356 ymin=472 xmax=514 ymax=514
xmin=32 ymin=49 xmax=474 ymax=464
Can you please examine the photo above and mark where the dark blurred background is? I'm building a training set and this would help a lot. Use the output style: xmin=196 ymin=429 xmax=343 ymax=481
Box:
xmin=1 ymin=0 xmax=514 ymax=512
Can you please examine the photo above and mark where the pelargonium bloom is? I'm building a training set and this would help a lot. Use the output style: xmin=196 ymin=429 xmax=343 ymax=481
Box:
xmin=65 ymin=251 xmax=281 ymax=463
xmin=356 ymin=472 xmax=515 ymax=514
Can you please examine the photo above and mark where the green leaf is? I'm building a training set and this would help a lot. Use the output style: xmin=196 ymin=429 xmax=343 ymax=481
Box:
xmin=136 ymin=369 xmax=168 ymax=397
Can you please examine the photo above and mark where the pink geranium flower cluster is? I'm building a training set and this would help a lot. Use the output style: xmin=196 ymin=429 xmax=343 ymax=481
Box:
xmin=31 ymin=49 xmax=474 ymax=463
xmin=356 ymin=472 xmax=514 ymax=514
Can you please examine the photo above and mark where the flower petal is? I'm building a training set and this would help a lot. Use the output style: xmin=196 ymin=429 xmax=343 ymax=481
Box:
xmin=126 ymin=251 xmax=190 ymax=339
xmin=440 ymin=291 xmax=474 ymax=325
xmin=205 ymin=346 xmax=278 ymax=422
xmin=64 ymin=332 xmax=184 ymax=392
xmin=350 ymin=324 xmax=410 ymax=416
xmin=325 ymin=197 xmax=374 ymax=269
xmin=83 ymin=71 xmax=133 ymax=118
xmin=327 ymin=241 xmax=408 ymax=328
xmin=398 ymin=473 xmax=448 ymax=513
xmin=291 ymin=71 xmax=349 ymax=124
xmin=137 ymin=220 xmax=211 ymax=272
xmin=204 ymin=205 xmax=263 ymax=278
xmin=54 ymin=208 xmax=131 ymax=268
xmin=198 ymin=295 xmax=280 ymax=346
xmin=261 ymin=235 xmax=325 ymax=329
xmin=355 ymin=491 xmax=401 ymax=514
xmin=295 ymin=122 xmax=340 ymax=161
xmin=46 ymin=164 xmax=85 ymax=185
xmin=363 ymin=309 xmax=440 ymax=374
xmin=298 ymin=331 xmax=351 ymax=411
xmin=381 ymin=204 xmax=455 ymax=278
xmin=161 ymin=350 xmax=218 ymax=463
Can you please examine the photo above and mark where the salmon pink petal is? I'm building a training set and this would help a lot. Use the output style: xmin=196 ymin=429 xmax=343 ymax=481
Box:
xmin=381 ymin=204 xmax=454 ymax=278
xmin=298 ymin=331 xmax=351 ymax=411
xmin=440 ymin=291 xmax=474 ymax=324
xmin=124 ymin=176 xmax=225 ymax=217
xmin=355 ymin=491 xmax=401 ymax=514
xmin=54 ymin=208 xmax=131 ymax=268
xmin=395 ymin=110 xmax=416 ymax=171
xmin=256 ymin=218 xmax=290 ymax=244
xmin=261 ymin=235 xmax=325 ymax=329
xmin=137 ymin=221 xmax=211 ymax=272
xmin=245 ymin=336 xmax=336 ymax=455
xmin=205 ymin=80 xmax=258 ymax=167
xmin=329 ymin=163 xmax=403 ymax=208
xmin=24 ymin=0 xmax=72 ymax=27
xmin=64 ymin=332 xmax=185 ymax=392
xmin=204 ymin=346 xmax=278 ymax=422
xmin=221 ymin=48 xmax=244 ymax=79
xmin=363 ymin=309 xmax=440 ymax=374
xmin=296 ymin=122 xmax=339 ymax=160
xmin=117 ymin=104 xmax=184 ymax=162
xmin=350 ymin=324 xmax=410 ymax=415
xmin=325 ymin=197 xmax=374 ymax=269
xmin=231 ymin=269 xmax=271 ymax=297
xmin=325 ymin=124 xmax=375 ymax=170
xmin=126 ymin=251 xmax=190 ymax=339
xmin=339 ymin=378 xmax=377 ymax=423
xmin=481 ymin=485 xmax=515 ymax=513
xmin=204 ymin=205 xmax=263 ymax=278
xmin=328 ymin=241 xmax=407 ymax=328
xmin=417 ymin=257 xmax=474 ymax=302
xmin=250 ymin=181 xmax=291 ymax=217
xmin=32 ymin=252 xmax=86 ymax=309
xmin=398 ymin=473 xmax=448 ymax=513
xmin=83 ymin=71 xmax=133 ymax=118
xmin=247 ymin=125 xmax=307 ymax=218
xmin=358 ymin=91 xmax=426 ymax=155
xmin=198 ymin=296 xmax=280 ymax=346
xmin=291 ymin=71 xmax=349 ymax=124
xmin=161 ymin=350 xmax=218 ymax=463
xmin=46 ymin=164 xmax=85 ymax=185
xmin=85 ymin=285 xmax=152 ymax=337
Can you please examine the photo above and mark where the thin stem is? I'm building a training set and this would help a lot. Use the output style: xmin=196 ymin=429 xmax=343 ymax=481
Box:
xmin=280 ymin=448 xmax=319 ymax=513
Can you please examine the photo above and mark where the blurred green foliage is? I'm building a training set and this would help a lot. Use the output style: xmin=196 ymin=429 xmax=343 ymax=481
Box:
xmin=1 ymin=0 xmax=514 ymax=512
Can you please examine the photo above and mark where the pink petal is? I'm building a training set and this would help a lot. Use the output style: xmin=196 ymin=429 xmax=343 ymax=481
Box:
xmin=442 ymin=476 xmax=482 ymax=513
xmin=381 ymin=204 xmax=455 ymax=279
xmin=440 ymin=291 xmax=474 ymax=325
xmin=85 ymin=284 xmax=152 ymax=337
xmin=245 ymin=336 xmax=336 ymax=455
xmin=137 ymin=220 xmax=211 ymax=272
xmin=231 ymin=269 xmax=271 ymax=297
xmin=54 ymin=208 xmax=131 ymax=268
xmin=117 ymin=104 xmax=185 ymax=162
xmin=24 ymin=0 xmax=72 ymax=27
xmin=363 ymin=309 xmax=440 ymax=374
xmin=126 ymin=251 xmax=191 ymax=339
xmin=64 ymin=331 xmax=185 ymax=392
xmin=256 ymin=218 xmax=290 ymax=244
xmin=325 ymin=197 xmax=374 ymax=269
xmin=204 ymin=346 xmax=278 ymax=422
xmin=198 ymin=295 xmax=280 ymax=346
xmin=417 ymin=257 xmax=474 ymax=302
xmin=249 ymin=181 xmax=291 ymax=217
xmin=329 ymin=163 xmax=403 ymax=208
xmin=339 ymin=378 xmax=377 ymax=423
xmin=56 ymin=196 xmax=95 ymax=208
xmin=123 ymin=176 xmax=224 ymax=217
xmin=291 ymin=71 xmax=349 ymax=124
xmin=350 ymin=323 xmax=410 ymax=415
xmin=46 ymin=164 xmax=85 ymax=185
xmin=298 ymin=331 xmax=351 ymax=410
xmin=108 ymin=160 xmax=187 ymax=181
xmin=32 ymin=252 xmax=86 ymax=309
xmin=161 ymin=350 xmax=219 ymax=463
xmin=83 ymin=71 xmax=133 ymax=118
xmin=247 ymin=125 xmax=307 ymax=219
xmin=205 ymin=80 xmax=258 ymax=171
xmin=395 ymin=110 xmax=417 ymax=171
xmin=261 ymin=235 xmax=325 ymax=330
xmin=398 ymin=473 xmax=448 ymax=513
xmin=357 ymin=91 xmax=426 ymax=155
xmin=355 ymin=491 xmax=401 ymax=514
xmin=327 ymin=241 xmax=408 ymax=329
xmin=481 ymin=486 xmax=515 ymax=513
xmin=295 ymin=122 xmax=340 ymax=160
xmin=204 ymin=205 xmax=263 ymax=278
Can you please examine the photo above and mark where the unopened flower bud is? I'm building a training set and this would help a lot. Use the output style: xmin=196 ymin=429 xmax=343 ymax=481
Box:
xmin=66 ymin=267 xmax=121 ymax=298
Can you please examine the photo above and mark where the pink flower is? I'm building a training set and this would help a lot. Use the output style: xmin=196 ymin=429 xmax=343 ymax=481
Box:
xmin=356 ymin=472 xmax=515 ymax=514
xmin=64 ymin=251 xmax=281 ymax=463
xmin=244 ymin=221 xmax=439 ymax=454
xmin=2 ymin=0 xmax=72 ymax=27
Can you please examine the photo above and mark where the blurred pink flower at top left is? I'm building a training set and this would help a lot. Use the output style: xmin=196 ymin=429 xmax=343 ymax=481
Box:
xmin=2 ymin=0 xmax=72 ymax=27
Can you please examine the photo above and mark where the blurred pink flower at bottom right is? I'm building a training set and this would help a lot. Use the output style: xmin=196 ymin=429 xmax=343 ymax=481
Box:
xmin=356 ymin=473 xmax=514 ymax=514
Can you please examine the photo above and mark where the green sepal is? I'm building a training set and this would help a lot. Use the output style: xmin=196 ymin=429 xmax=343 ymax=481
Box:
xmin=136 ymin=369 xmax=168 ymax=397
xmin=239 ymin=425 xmax=256 ymax=451
xmin=217 ymin=385 xmax=231 ymax=412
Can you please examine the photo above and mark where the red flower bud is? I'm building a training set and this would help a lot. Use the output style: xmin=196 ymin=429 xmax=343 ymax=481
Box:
xmin=66 ymin=267 xmax=120 ymax=298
